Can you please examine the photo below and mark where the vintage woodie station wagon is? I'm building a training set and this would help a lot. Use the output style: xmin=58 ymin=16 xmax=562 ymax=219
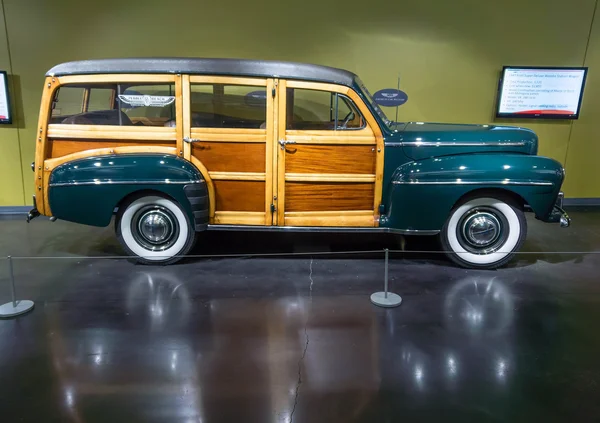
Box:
xmin=29 ymin=58 xmax=570 ymax=269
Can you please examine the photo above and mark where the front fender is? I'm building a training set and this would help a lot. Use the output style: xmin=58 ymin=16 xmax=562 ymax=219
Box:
xmin=382 ymin=154 xmax=564 ymax=231
xmin=49 ymin=154 xmax=206 ymax=227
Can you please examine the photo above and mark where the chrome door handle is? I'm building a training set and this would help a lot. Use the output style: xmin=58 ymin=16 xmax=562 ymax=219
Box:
xmin=278 ymin=139 xmax=296 ymax=150
xmin=183 ymin=137 xmax=201 ymax=143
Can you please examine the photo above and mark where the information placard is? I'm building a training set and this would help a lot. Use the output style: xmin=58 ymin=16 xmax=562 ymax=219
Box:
xmin=496 ymin=67 xmax=587 ymax=119
xmin=0 ymin=71 xmax=12 ymax=124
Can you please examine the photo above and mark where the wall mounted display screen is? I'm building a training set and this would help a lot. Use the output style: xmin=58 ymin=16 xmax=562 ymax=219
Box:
xmin=0 ymin=71 xmax=11 ymax=124
xmin=496 ymin=66 xmax=588 ymax=119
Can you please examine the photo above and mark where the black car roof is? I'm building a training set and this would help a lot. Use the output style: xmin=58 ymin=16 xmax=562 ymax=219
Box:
xmin=46 ymin=58 xmax=357 ymax=87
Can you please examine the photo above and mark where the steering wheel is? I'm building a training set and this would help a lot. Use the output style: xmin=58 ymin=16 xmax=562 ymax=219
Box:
xmin=339 ymin=111 xmax=355 ymax=129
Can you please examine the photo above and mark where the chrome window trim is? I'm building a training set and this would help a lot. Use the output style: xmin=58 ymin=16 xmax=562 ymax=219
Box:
xmin=392 ymin=180 xmax=553 ymax=186
xmin=386 ymin=141 xmax=527 ymax=147
xmin=49 ymin=179 xmax=202 ymax=187
xmin=206 ymin=225 xmax=439 ymax=236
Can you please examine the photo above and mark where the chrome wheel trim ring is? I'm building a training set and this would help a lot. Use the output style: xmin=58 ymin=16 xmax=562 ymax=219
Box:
xmin=131 ymin=205 xmax=180 ymax=251
xmin=462 ymin=212 xmax=501 ymax=247
xmin=456 ymin=207 xmax=509 ymax=255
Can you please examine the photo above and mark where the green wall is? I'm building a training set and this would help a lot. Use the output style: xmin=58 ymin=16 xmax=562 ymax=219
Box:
xmin=0 ymin=0 xmax=599 ymax=206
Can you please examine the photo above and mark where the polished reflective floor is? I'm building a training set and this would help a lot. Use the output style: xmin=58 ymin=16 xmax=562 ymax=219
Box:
xmin=0 ymin=208 xmax=599 ymax=422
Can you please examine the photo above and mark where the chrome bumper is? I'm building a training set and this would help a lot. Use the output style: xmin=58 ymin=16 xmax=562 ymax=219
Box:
xmin=544 ymin=192 xmax=570 ymax=228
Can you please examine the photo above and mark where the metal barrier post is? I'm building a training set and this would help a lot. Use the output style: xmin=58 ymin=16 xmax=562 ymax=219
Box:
xmin=370 ymin=248 xmax=402 ymax=308
xmin=0 ymin=256 xmax=34 ymax=318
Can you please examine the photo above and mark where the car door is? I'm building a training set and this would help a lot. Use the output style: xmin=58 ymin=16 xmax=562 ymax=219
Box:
xmin=182 ymin=75 xmax=277 ymax=226
xmin=274 ymin=80 xmax=384 ymax=227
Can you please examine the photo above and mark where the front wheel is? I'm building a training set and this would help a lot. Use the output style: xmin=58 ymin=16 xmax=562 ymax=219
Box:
xmin=440 ymin=196 xmax=527 ymax=269
xmin=116 ymin=194 xmax=197 ymax=264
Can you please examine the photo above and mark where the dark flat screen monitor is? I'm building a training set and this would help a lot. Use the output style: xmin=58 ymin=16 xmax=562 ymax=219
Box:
xmin=496 ymin=66 xmax=588 ymax=119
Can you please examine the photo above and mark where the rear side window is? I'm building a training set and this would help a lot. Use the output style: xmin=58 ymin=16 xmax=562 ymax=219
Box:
xmin=190 ymin=84 xmax=267 ymax=128
xmin=51 ymin=83 xmax=176 ymax=126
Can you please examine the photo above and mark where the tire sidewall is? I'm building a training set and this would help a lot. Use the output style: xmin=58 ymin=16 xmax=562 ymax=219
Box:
xmin=442 ymin=196 xmax=526 ymax=268
xmin=116 ymin=195 xmax=194 ymax=264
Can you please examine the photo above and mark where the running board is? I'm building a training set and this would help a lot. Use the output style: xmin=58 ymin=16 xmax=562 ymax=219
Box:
xmin=206 ymin=224 xmax=439 ymax=236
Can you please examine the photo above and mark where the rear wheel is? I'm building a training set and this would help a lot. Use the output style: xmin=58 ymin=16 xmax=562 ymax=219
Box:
xmin=116 ymin=194 xmax=196 ymax=264
xmin=440 ymin=195 xmax=527 ymax=269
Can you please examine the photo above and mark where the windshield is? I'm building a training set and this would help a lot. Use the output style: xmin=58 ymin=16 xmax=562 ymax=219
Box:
xmin=355 ymin=78 xmax=393 ymax=127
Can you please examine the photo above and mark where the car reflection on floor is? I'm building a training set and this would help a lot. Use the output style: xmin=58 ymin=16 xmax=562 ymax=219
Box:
xmin=42 ymin=267 xmax=516 ymax=423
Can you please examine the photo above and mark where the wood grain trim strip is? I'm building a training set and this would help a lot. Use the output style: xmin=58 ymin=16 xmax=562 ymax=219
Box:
xmin=57 ymin=74 xmax=177 ymax=84
xmin=175 ymin=74 xmax=184 ymax=157
xmin=265 ymin=78 xmax=275 ymax=225
xmin=35 ymin=76 xmax=58 ymax=216
xmin=284 ymin=134 xmax=376 ymax=144
xmin=213 ymin=211 xmax=266 ymax=225
xmin=284 ymin=80 xmax=351 ymax=95
xmin=285 ymin=210 xmax=375 ymax=217
xmin=48 ymin=125 xmax=177 ymax=141
xmin=284 ymin=173 xmax=376 ymax=183
xmin=284 ymin=211 xmax=375 ymax=227
xmin=190 ymin=127 xmax=266 ymax=135
xmin=276 ymin=80 xmax=287 ymax=225
xmin=43 ymin=146 xmax=178 ymax=171
xmin=189 ymin=76 xmax=268 ymax=86
xmin=189 ymin=131 xmax=266 ymax=142
xmin=209 ymin=171 xmax=266 ymax=181
xmin=182 ymin=75 xmax=192 ymax=160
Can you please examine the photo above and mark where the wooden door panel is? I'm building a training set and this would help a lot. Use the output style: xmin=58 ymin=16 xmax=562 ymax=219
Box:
xmin=285 ymin=145 xmax=376 ymax=174
xmin=49 ymin=139 xmax=175 ymax=158
xmin=192 ymin=142 xmax=266 ymax=172
xmin=285 ymin=182 xmax=374 ymax=212
xmin=276 ymin=80 xmax=384 ymax=227
xmin=183 ymin=76 xmax=275 ymax=225
xmin=213 ymin=180 xmax=265 ymax=212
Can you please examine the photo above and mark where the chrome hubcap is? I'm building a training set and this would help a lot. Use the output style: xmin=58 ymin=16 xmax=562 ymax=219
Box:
xmin=132 ymin=206 xmax=179 ymax=251
xmin=462 ymin=212 xmax=501 ymax=248
xmin=139 ymin=211 xmax=173 ymax=243
xmin=456 ymin=207 xmax=508 ymax=255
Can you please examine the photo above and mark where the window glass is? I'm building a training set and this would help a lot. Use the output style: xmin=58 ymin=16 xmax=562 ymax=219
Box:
xmin=87 ymin=88 xmax=114 ymax=113
xmin=190 ymin=84 xmax=267 ymax=128
xmin=51 ymin=87 xmax=86 ymax=120
xmin=52 ymin=83 xmax=175 ymax=126
xmin=118 ymin=84 xmax=175 ymax=126
xmin=287 ymin=88 xmax=365 ymax=130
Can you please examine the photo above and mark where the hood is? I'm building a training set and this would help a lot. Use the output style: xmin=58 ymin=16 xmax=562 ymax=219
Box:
xmin=392 ymin=122 xmax=538 ymax=161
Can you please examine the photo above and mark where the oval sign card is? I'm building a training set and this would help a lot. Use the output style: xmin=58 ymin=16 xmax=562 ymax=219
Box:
xmin=373 ymin=89 xmax=408 ymax=107
xmin=245 ymin=90 xmax=267 ymax=106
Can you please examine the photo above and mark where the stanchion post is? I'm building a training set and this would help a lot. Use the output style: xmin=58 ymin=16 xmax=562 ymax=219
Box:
xmin=370 ymin=248 xmax=402 ymax=308
xmin=384 ymin=248 xmax=389 ymax=298
xmin=9 ymin=256 xmax=16 ymax=307
xmin=0 ymin=256 xmax=35 ymax=318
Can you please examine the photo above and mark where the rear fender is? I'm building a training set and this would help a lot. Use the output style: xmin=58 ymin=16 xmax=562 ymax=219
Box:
xmin=48 ymin=154 xmax=208 ymax=228
xmin=382 ymin=154 xmax=564 ymax=231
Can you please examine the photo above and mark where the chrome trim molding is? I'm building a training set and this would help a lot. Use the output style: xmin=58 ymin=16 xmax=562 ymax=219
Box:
xmin=206 ymin=224 xmax=439 ymax=236
xmin=49 ymin=179 xmax=202 ymax=187
xmin=392 ymin=180 xmax=553 ymax=186
xmin=386 ymin=141 xmax=527 ymax=147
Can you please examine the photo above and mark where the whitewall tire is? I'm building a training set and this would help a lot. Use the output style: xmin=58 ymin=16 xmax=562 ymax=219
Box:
xmin=440 ymin=195 xmax=527 ymax=269
xmin=116 ymin=195 xmax=196 ymax=264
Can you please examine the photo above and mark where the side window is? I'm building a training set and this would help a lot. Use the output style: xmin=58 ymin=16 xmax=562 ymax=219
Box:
xmin=51 ymin=83 xmax=175 ymax=126
xmin=118 ymin=84 xmax=175 ymax=126
xmin=190 ymin=84 xmax=267 ymax=128
xmin=287 ymin=88 xmax=365 ymax=130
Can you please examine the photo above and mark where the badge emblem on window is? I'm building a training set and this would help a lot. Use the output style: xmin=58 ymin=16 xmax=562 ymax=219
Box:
xmin=118 ymin=94 xmax=175 ymax=108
